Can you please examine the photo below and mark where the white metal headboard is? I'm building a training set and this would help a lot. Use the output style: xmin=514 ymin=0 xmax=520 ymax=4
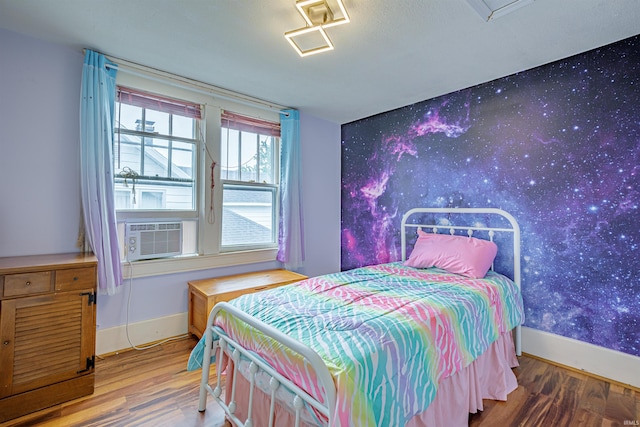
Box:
xmin=400 ymin=207 xmax=522 ymax=355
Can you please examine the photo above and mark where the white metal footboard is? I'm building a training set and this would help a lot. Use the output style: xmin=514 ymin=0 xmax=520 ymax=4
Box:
xmin=198 ymin=301 xmax=336 ymax=427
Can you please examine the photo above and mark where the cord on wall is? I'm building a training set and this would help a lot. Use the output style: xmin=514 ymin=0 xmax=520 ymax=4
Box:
xmin=125 ymin=258 xmax=189 ymax=351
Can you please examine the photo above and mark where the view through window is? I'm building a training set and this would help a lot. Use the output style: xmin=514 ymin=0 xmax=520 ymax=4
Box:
xmin=114 ymin=87 xmax=200 ymax=211
xmin=220 ymin=111 xmax=280 ymax=248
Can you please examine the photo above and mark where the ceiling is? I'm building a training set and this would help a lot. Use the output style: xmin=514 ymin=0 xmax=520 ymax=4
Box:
xmin=1 ymin=0 xmax=639 ymax=124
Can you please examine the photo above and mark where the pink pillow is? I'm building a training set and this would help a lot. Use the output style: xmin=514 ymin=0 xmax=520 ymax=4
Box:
xmin=404 ymin=230 xmax=498 ymax=278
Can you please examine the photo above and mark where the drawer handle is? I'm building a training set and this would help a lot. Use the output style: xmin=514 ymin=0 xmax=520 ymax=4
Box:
xmin=25 ymin=281 xmax=31 ymax=286
xmin=3 ymin=341 xmax=9 ymax=346
xmin=73 ymin=277 xmax=79 ymax=281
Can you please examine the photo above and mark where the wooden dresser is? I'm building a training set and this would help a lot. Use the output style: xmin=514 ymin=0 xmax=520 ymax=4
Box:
xmin=0 ymin=252 xmax=98 ymax=422
xmin=187 ymin=269 xmax=307 ymax=339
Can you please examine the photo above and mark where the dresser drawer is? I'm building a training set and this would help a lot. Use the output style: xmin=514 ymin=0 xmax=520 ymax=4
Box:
xmin=3 ymin=272 xmax=52 ymax=297
xmin=55 ymin=267 xmax=96 ymax=292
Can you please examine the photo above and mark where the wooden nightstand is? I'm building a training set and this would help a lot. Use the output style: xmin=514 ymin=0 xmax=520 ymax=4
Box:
xmin=187 ymin=269 xmax=307 ymax=339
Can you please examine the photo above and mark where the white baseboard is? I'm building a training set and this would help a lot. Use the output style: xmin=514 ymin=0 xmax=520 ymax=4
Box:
xmin=96 ymin=312 xmax=189 ymax=356
xmin=521 ymin=326 xmax=640 ymax=388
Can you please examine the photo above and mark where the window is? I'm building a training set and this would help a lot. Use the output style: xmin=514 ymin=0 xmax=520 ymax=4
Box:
xmin=220 ymin=111 xmax=280 ymax=249
xmin=140 ymin=190 xmax=165 ymax=209
xmin=114 ymin=87 xmax=200 ymax=212
xmin=115 ymin=190 xmax=132 ymax=210
xmin=112 ymin=83 xmax=282 ymax=270
xmin=114 ymin=87 xmax=201 ymax=260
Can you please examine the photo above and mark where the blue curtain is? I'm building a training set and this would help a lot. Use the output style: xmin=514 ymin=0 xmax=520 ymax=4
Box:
xmin=80 ymin=50 xmax=122 ymax=295
xmin=277 ymin=109 xmax=305 ymax=271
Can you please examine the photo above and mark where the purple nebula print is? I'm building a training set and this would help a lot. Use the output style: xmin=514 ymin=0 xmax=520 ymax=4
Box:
xmin=341 ymin=35 xmax=640 ymax=356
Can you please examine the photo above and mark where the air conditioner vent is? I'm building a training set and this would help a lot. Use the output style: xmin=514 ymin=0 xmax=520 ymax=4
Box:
xmin=125 ymin=221 xmax=183 ymax=261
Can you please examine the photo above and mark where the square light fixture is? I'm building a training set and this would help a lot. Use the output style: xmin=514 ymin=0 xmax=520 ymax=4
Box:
xmin=285 ymin=25 xmax=334 ymax=57
xmin=465 ymin=0 xmax=535 ymax=21
xmin=286 ymin=0 xmax=350 ymax=57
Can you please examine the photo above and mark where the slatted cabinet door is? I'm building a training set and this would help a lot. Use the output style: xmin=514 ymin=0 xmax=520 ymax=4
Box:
xmin=0 ymin=290 xmax=95 ymax=398
xmin=0 ymin=253 xmax=97 ymax=422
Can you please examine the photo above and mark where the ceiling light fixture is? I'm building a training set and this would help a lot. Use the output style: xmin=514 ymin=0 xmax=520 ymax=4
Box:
xmin=285 ymin=0 xmax=350 ymax=57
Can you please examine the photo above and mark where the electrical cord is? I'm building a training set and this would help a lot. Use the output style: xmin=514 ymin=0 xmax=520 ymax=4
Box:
xmin=125 ymin=259 xmax=189 ymax=351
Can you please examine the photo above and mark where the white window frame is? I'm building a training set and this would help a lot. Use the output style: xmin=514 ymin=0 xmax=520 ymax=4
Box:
xmin=114 ymin=86 xmax=201 ymax=262
xmin=220 ymin=182 xmax=280 ymax=251
xmin=114 ymin=69 xmax=282 ymax=279
xmin=220 ymin=112 xmax=281 ymax=252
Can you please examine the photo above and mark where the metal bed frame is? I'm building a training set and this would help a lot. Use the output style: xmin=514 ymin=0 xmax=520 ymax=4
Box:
xmin=198 ymin=207 xmax=522 ymax=427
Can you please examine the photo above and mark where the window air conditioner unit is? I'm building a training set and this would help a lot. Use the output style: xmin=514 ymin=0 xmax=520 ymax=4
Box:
xmin=125 ymin=221 xmax=183 ymax=261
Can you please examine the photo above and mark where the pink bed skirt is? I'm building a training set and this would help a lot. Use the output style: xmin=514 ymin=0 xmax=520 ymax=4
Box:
xmin=224 ymin=330 xmax=519 ymax=427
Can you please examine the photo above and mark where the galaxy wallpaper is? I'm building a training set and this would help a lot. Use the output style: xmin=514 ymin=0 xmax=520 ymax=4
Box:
xmin=341 ymin=35 xmax=640 ymax=357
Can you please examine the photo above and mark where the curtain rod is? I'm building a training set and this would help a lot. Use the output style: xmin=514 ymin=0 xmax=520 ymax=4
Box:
xmin=94 ymin=51 xmax=292 ymax=115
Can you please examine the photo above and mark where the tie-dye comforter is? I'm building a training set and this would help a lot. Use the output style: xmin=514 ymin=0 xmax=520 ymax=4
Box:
xmin=203 ymin=262 xmax=524 ymax=427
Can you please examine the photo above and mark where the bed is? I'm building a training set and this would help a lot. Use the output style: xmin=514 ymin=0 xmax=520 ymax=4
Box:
xmin=190 ymin=207 xmax=525 ymax=427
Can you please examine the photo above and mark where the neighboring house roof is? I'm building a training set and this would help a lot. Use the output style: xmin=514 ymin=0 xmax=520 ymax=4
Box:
xmin=222 ymin=208 xmax=273 ymax=246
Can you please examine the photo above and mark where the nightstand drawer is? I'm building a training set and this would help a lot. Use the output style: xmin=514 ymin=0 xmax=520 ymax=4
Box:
xmin=3 ymin=272 xmax=52 ymax=297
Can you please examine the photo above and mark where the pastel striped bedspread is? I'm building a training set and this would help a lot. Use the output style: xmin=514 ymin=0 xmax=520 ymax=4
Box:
xmin=210 ymin=262 xmax=524 ymax=426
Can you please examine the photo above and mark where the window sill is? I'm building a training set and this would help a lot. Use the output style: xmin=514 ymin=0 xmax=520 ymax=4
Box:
xmin=121 ymin=248 xmax=279 ymax=279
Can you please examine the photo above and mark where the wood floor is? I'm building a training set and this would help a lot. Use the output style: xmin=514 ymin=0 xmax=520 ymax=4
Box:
xmin=2 ymin=337 xmax=638 ymax=427
xmin=469 ymin=355 xmax=639 ymax=426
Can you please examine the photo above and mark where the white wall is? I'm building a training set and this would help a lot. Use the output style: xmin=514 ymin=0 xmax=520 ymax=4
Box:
xmin=0 ymin=29 xmax=342 ymax=350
